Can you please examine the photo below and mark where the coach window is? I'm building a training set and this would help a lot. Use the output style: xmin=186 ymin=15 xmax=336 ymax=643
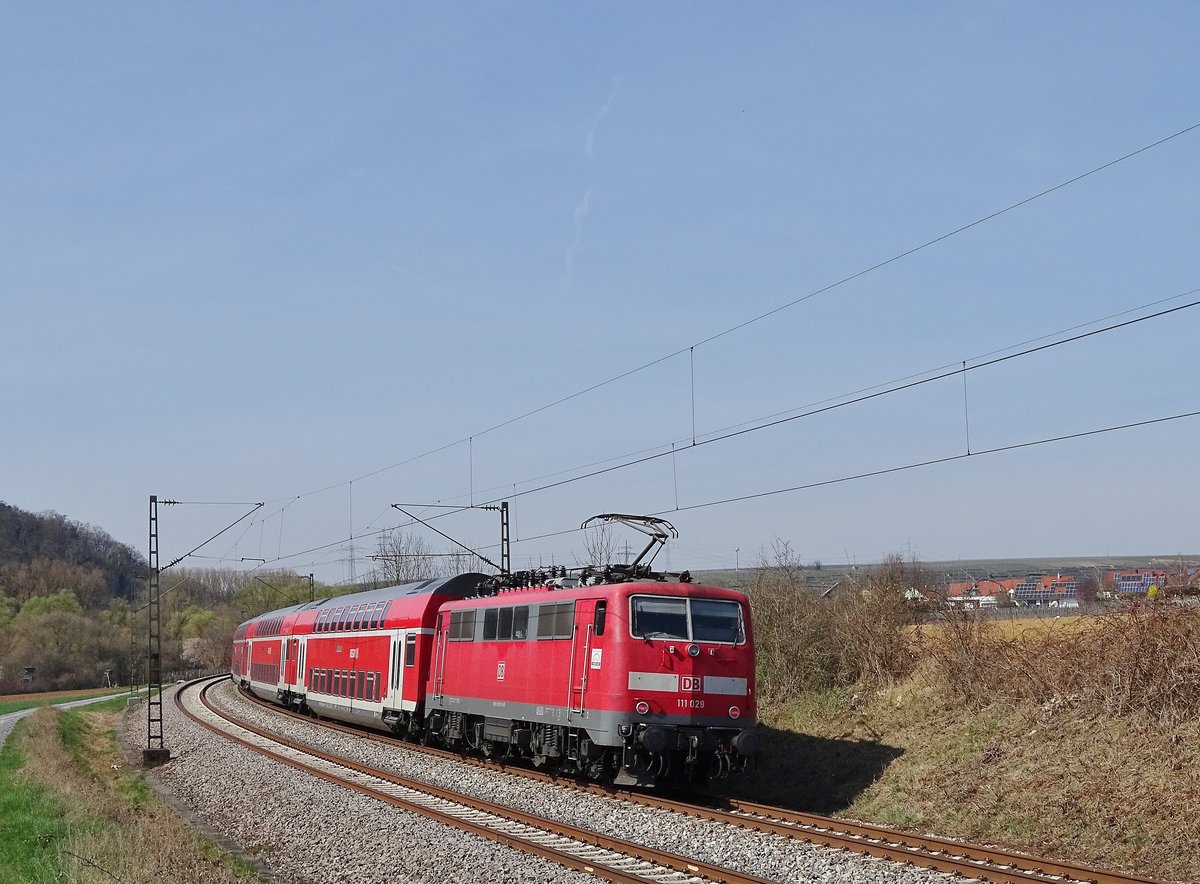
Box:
xmin=353 ymin=605 xmax=366 ymax=630
xmin=404 ymin=633 xmax=416 ymax=667
xmin=366 ymin=602 xmax=380 ymax=630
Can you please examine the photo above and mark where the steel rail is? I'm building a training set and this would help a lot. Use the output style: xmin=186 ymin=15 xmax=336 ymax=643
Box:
xmin=180 ymin=677 xmax=769 ymax=884
xmin=230 ymin=680 xmax=1163 ymax=884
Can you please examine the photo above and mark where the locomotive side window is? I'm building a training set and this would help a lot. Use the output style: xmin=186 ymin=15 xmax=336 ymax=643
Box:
xmin=449 ymin=609 xmax=476 ymax=641
xmin=594 ymin=601 xmax=607 ymax=636
xmin=631 ymin=597 xmax=689 ymax=640
xmin=404 ymin=633 xmax=416 ymax=667
xmin=537 ymin=602 xmax=575 ymax=639
xmin=691 ymin=599 xmax=745 ymax=644
xmin=481 ymin=606 xmax=521 ymax=641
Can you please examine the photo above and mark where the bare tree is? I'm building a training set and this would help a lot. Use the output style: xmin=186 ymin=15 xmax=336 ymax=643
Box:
xmin=580 ymin=523 xmax=619 ymax=567
xmin=373 ymin=531 xmax=438 ymax=584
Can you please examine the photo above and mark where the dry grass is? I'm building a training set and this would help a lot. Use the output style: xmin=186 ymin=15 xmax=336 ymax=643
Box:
xmin=734 ymin=682 xmax=1200 ymax=882
xmin=736 ymin=557 xmax=1200 ymax=882
xmin=922 ymin=604 xmax=1200 ymax=724
xmin=15 ymin=706 xmax=261 ymax=884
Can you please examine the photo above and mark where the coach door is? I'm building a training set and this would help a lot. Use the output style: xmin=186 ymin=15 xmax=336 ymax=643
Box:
xmin=433 ymin=616 xmax=449 ymax=699
xmin=284 ymin=638 xmax=300 ymax=687
xmin=568 ymin=599 xmax=605 ymax=717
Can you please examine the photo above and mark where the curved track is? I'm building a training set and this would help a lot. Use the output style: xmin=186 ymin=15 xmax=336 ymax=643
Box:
xmin=178 ymin=676 xmax=771 ymax=884
xmin=230 ymin=678 xmax=1164 ymax=884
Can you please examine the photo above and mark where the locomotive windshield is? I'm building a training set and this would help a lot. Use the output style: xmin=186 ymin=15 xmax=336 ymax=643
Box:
xmin=630 ymin=596 xmax=744 ymax=644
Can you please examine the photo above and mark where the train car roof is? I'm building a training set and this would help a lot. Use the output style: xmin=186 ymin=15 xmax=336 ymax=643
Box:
xmin=237 ymin=572 xmax=493 ymax=632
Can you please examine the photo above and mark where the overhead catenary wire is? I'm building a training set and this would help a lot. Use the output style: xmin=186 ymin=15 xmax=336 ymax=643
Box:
xmin=250 ymin=291 xmax=1199 ymax=573
xmin=457 ymin=296 xmax=1200 ymax=506
xmin=463 ymin=407 xmax=1200 ymax=553
xmin=365 ymin=284 xmax=1200 ymax=512
xmin=252 ymin=120 xmax=1200 ymax=513
xmin=653 ymin=408 xmax=1200 ymax=515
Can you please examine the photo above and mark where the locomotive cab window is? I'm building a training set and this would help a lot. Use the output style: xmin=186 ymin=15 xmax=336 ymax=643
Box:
xmin=630 ymin=596 xmax=745 ymax=644
xmin=691 ymin=598 xmax=745 ymax=644
xmin=631 ymin=597 xmax=688 ymax=640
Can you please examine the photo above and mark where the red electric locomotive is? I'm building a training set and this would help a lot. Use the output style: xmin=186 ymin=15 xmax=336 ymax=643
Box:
xmin=231 ymin=520 xmax=758 ymax=785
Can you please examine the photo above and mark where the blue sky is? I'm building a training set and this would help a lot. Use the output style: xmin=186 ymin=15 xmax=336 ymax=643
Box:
xmin=2 ymin=4 xmax=1197 ymax=581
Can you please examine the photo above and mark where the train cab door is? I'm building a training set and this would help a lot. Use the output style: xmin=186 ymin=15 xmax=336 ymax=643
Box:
xmin=569 ymin=599 xmax=606 ymax=717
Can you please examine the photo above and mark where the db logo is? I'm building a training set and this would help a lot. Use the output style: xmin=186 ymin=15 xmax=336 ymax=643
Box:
xmin=680 ymin=676 xmax=701 ymax=692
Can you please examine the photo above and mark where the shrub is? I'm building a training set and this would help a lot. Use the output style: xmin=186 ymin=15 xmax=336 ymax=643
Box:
xmin=743 ymin=545 xmax=917 ymax=706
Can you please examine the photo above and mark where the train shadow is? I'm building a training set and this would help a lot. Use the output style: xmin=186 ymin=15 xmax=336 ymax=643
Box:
xmin=708 ymin=724 xmax=904 ymax=814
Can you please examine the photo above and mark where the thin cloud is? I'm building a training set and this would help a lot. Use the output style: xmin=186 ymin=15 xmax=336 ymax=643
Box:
xmin=586 ymin=89 xmax=617 ymax=158
xmin=564 ymin=188 xmax=592 ymax=282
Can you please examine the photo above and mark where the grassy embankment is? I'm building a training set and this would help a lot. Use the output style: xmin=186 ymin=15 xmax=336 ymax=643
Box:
xmin=0 ymin=687 xmax=132 ymax=716
xmin=0 ymin=697 xmax=263 ymax=884
xmin=722 ymin=560 xmax=1200 ymax=883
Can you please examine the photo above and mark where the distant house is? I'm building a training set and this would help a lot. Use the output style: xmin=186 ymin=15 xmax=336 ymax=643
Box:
xmin=1109 ymin=570 xmax=1169 ymax=595
xmin=1012 ymin=575 xmax=1078 ymax=606
xmin=944 ymin=574 xmax=1079 ymax=608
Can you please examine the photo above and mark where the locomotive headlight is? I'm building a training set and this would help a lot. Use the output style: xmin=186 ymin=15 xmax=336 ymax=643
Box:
xmin=687 ymin=643 xmax=699 ymax=658
xmin=635 ymin=701 xmax=651 ymax=715
xmin=728 ymin=705 xmax=741 ymax=719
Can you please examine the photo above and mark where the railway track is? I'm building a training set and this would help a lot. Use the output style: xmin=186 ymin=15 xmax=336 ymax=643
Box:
xmin=179 ymin=676 xmax=771 ymax=884
xmin=228 ymin=677 xmax=1165 ymax=884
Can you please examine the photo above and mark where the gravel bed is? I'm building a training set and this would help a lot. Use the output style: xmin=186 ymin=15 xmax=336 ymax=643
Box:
xmin=124 ymin=681 xmax=600 ymax=884
xmin=179 ymin=679 xmax=976 ymax=884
